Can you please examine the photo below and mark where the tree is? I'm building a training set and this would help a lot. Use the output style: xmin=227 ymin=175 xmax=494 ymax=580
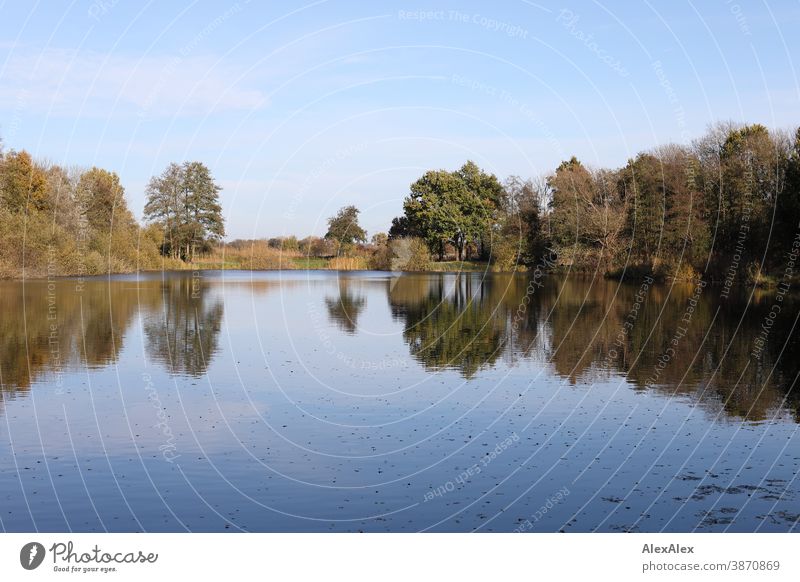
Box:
xmin=549 ymin=157 xmax=626 ymax=268
xmin=455 ymin=161 xmax=505 ymax=258
xmin=402 ymin=163 xmax=497 ymax=261
xmin=77 ymin=167 xmax=134 ymax=232
xmin=371 ymin=232 xmax=388 ymax=247
xmin=775 ymin=127 xmax=800 ymax=260
xmin=388 ymin=215 xmax=413 ymax=239
xmin=144 ymin=161 xmax=225 ymax=261
xmin=0 ymin=150 xmax=48 ymax=213
xmin=692 ymin=123 xmax=788 ymax=277
xmin=404 ymin=169 xmax=460 ymax=260
xmin=144 ymin=163 xmax=182 ymax=259
xmin=389 ymin=237 xmax=432 ymax=271
xmin=181 ymin=161 xmax=225 ymax=257
xmin=618 ymin=147 xmax=708 ymax=275
xmin=494 ymin=176 xmax=547 ymax=269
xmin=619 ymin=153 xmax=664 ymax=262
xmin=324 ymin=205 xmax=366 ymax=253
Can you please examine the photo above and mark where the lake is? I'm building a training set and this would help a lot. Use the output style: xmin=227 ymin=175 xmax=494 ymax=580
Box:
xmin=1 ymin=270 xmax=798 ymax=532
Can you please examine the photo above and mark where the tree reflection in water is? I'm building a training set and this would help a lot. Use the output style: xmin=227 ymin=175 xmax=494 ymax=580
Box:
xmin=1 ymin=272 xmax=798 ymax=423
xmin=324 ymin=278 xmax=366 ymax=334
xmin=387 ymin=272 xmax=800 ymax=422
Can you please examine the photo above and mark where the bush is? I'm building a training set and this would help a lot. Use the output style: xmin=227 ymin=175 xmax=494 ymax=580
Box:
xmin=368 ymin=241 xmax=393 ymax=270
xmin=490 ymin=236 xmax=522 ymax=272
xmin=390 ymin=237 xmax=431 ymax=271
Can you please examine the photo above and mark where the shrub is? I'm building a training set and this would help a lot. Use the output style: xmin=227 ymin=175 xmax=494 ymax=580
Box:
xmin=490 ymin=236 xmax=522 ymax=272
xmin=390 ymin=237 xmax=431 ymax=271
xmin=368 ymin=241 xmax=393 ymax=270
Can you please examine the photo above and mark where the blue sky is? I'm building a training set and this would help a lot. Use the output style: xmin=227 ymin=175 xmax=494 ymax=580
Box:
xmin=1 ymin=0 xmax=798 ymax=238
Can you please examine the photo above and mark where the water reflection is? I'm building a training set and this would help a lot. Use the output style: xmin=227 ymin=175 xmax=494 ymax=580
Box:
xmin=383 ymin=272 xmax=798 ymax=421
xmin=1 ymin=272 xmax=798 ymax=423
xmin=142 ymin=276 xmax=224 ymax=377
xmin=388 ymin=274 xmax=507 ymax=378
xmin=325 ymin=279 xmax=366 ymax=334
xmin=0 ymin=278 xmax=145 ymax=392
xmin=0 ymin=275 xmax=223 ymax=393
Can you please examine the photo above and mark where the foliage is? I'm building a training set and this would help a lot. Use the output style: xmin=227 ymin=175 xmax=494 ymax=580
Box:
xmin=401 ymin=161 xmax=503 ymax=261
xmin=548 ymin=157 xmax=627 ymax=269
xmin=368 ymin=233 xmax=393 ymax=270
xmin=268 ymin=235 xmax=299 ymax=251
xmin=144 ymin=161 xmax=225 ymax=262
xmin=0 ymin=144 xmax=179 ymax=278
xmin=3 ymin=122 xmax=800 ymax=282
xmin=0 ymin=150 xmax=48 ymax=213
xmin=390 ymin=237 xmax=432 ymax=271
xmin=388 ymin=215 xmax=412 ymax=239
xmin=491 ymin=176 xmax=547 ymax=270
xmin=325 ymin=205 xmax=367 ymax=253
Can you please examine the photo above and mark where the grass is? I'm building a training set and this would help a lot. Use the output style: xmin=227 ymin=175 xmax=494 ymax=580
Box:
xmin=188 ymin=256 xmax=489 ymax=273
xmin=328 ymin=256 xmax=368 ymax=270
xmin=429 ymin=261 xmax=489 ymax=272
xmin=192 ymin=259 xmax=241 ymax=269
xmin=291 ymin=257 xmax=330 ymax=269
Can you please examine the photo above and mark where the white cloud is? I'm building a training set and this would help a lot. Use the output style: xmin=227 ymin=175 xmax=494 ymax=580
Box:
xmin=0 ymin=46 xmax=268 ymax=118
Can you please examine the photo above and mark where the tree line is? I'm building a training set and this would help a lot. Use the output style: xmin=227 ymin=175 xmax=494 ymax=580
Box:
xmin=339 ymin=121 xmax=798 ymax=283
xmin=0 ymin=136 xmax=225 ymax=278
xmin=3 ymin=121 xmax=800 ymax=284
xmin=4 ymin=272 xmax=797 ymax=423
xmin=544 ymin=122 xmax=800 ymax=283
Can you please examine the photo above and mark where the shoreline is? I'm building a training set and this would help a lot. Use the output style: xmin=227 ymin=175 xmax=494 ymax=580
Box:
xmin=5 ymin=265 xmax=798 ymax=293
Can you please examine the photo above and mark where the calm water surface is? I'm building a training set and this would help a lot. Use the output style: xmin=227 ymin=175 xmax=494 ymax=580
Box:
xmin=1 ymin=270 xmax=798 ymax=532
